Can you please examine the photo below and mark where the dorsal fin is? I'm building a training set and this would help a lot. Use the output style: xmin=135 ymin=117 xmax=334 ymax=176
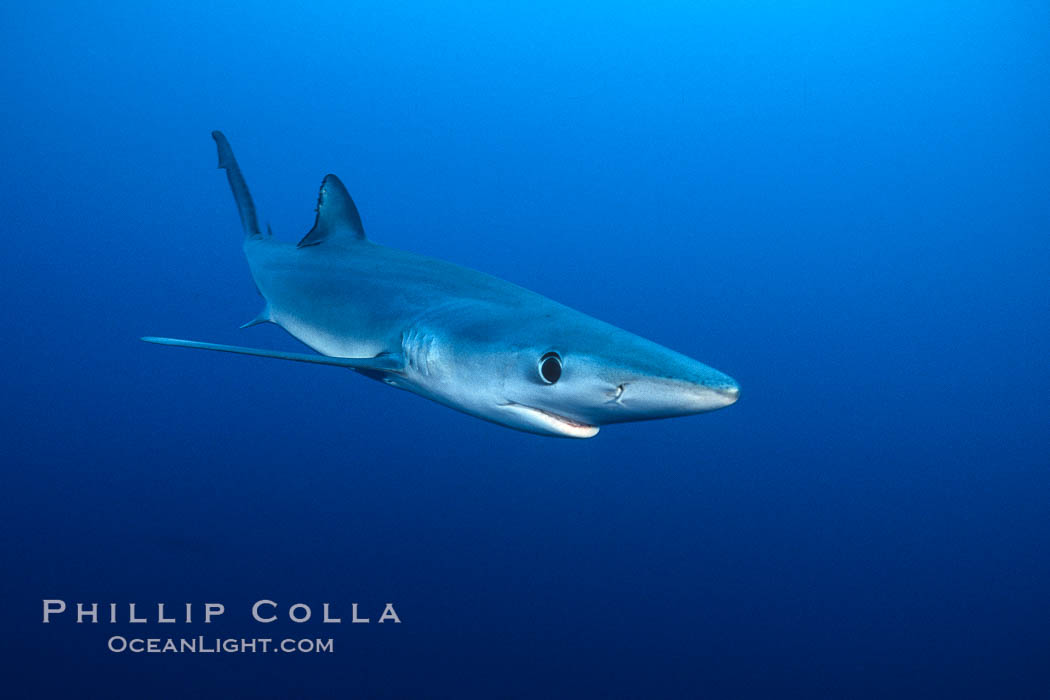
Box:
xmin=297 ymin=174 xmax=365 ymax=248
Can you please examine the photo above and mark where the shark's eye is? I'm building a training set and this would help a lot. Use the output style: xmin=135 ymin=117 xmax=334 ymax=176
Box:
xmin=539 ymin=352 xmax=562 ymax=384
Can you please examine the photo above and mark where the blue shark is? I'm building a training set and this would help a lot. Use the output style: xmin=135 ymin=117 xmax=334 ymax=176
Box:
xmin=143 ymin=132 xmax=739 ymax=438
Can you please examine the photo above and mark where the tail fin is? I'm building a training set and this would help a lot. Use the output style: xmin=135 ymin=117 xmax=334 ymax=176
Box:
xmin=211 ymin=131 xmax=262 ymax=238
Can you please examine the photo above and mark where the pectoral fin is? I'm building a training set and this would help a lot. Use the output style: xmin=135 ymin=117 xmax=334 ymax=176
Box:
xmin=141 ymin=337 xmax=402 ymax=373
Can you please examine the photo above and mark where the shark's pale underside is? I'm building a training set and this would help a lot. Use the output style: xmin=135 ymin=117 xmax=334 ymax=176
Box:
xmin=143 ymin=132 xmax=739 ymax=438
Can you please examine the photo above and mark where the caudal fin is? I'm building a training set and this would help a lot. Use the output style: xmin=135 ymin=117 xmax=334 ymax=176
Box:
xmin=211 ymin=131 xmax=262 ymax=239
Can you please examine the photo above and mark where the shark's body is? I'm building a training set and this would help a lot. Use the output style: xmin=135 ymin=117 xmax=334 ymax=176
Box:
xmin=144 ymin=132 xmax=739 ymax=438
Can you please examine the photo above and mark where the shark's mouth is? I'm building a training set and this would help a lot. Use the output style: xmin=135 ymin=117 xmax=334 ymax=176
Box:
xmin=500 ymin=402 xmax=600 ymax=439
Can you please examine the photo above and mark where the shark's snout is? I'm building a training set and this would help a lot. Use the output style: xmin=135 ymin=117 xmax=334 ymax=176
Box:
xmin=606 ymin=369 xmax=739 ymax=420
xmin=714 ymin=379 xmax=740 ymax=405
xmin=677 ymin=374 xmax=740 ymax=412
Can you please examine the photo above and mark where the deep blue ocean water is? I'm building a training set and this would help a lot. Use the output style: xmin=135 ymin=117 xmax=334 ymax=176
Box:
xmin=1 ymin=3 xmax=1048 ymax=697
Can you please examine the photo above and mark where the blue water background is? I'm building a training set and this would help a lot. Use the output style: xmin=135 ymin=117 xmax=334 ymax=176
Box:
xmin=1 ymin=2 xmax=1048 ymax=697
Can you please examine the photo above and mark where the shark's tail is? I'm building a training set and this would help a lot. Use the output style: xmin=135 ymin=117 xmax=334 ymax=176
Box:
xmin=211 ymin=131 xmax=262 ymax=239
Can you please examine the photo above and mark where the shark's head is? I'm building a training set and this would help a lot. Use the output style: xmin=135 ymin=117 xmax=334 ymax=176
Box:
xmin=430 ymin=305 xmax=740 ymax=438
